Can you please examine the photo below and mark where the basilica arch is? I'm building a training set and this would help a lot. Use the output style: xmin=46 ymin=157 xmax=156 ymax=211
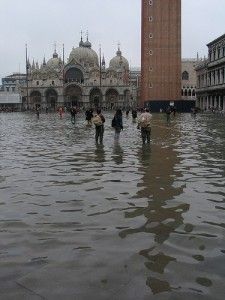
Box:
xmin=89 ymin=88 xmax=102 ymax=108
xmin=105 ymin=88 xmax=119 ymax=109
xmin=64 ymin=84 xmax=83 ymax=107
xmin=30 ymin=90 xmax=42 ymax=108
xmin=64 ymin=67 xmax=84 ymax=84
xmin=45 ymin=89 xmax=58 ymax=111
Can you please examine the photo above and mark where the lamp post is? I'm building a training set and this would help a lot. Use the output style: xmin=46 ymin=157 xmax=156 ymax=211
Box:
xmin=25 ymin=44 xmax=29 ymax=110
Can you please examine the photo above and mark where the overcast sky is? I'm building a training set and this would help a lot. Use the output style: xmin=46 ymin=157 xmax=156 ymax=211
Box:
xmin=0 ymin=0 xmax=224 ymax=79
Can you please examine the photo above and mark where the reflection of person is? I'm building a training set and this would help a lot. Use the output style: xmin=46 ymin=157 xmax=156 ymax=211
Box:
xmin=94 ymin=144 xmax=105 ymax=163
xmin=137 ymin=108 xmax=152 ymax=144
xmin=112 ymin=109 xmax=123 ymax=140
xmin=112 ymin=141 xmax=123 ymax=165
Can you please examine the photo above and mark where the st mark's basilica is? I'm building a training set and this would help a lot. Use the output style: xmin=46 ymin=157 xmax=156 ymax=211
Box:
xmin=22 ymin=35 xmax=134 ymax=110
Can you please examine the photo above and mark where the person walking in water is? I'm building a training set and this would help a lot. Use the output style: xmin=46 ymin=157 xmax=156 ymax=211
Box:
xmin=85 ymin=108 xmax=93 ymax=126
xmin=36 ymin=105 xmax=40 ymax=119
xmin=166 ymin=106 xmax=171 ymax=122
xmin=70 ymin=106 xmax=77 ymax=124
xmin=132 ymin=109 xmax=137 ymax=122
xmin=58 ymin=107 xmax=63 ymax=119
xmin=92 ymin=108 xmax=105 ymax=144
xmin=112 ymin=109 xmax=123 ymax=140
xmin=137 ymin=108 xmax=152 ymax=144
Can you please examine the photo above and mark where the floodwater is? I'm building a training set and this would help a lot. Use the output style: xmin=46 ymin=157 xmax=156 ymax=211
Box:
xmin=0 ymin=111 xmax=225 ymax=300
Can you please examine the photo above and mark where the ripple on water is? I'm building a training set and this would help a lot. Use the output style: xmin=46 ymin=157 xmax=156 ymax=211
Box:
xmin=0 ymin=112 xmax=225 ymax=299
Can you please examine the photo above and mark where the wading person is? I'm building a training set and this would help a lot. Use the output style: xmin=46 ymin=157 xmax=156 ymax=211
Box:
xmin=132 ymin=109 xmax=137 ymax=122
xmin=166 ymin=106 xmax=171 ymax=122
xmin=70 ymin=106 xmax=77 ymax=124
xmin=112 ymin=109 xmax=123 ymax=140
xmin=92 ymin=108 xmax=105 ymax=144
xmin=137 ymin=108 xmax=152 ymax=144
xmin=85 ymin=108 xmax=93 ymax=126
xmin=58 ymin=107 xmax=63 ymax=119
xmin=36 ymin=106 xmax=40 ymax=119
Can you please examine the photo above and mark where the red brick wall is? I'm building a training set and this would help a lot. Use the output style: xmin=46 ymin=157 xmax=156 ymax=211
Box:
xmin=141 ymin=0 xmax=181 ymax=105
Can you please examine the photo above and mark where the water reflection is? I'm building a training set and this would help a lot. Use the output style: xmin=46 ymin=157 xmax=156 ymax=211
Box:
xmin=119 ymin=122 xmax=189 ymax=294
xmin=94 ymin=144 xmax=105 ymax=163
xmin=0 ymin=113 xmax=225 ymax=299
xmin=111 ymin=141 xmax=124 ymax=165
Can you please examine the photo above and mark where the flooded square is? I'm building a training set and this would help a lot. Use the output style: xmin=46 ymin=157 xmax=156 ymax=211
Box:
xmin=0 ymin=112 xmax=225 ymax=299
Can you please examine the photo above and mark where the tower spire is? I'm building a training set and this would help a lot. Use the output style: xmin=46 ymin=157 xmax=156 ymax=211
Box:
xmin=116 ymin=42 xmax=122 ymax=56
xmin=53 ymin=41 xmax=58 ymax=58
xmin=79 ymin=30 xmax=84 ymax=47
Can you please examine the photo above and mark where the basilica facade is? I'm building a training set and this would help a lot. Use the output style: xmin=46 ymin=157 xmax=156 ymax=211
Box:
xmin=21 ymin=37 xmax=134 ymax=110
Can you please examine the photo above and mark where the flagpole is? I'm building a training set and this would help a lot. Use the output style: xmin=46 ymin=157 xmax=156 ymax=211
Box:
xmin=99 ymin=44 xmax=102 ymax=88
xmin=62 ymin=43 xmax=65 ymax=105
xmin=25 ymin=44 xmax=29 ymax=110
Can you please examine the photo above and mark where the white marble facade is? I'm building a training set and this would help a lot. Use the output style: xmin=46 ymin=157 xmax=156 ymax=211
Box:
xmin=21 ymin=37 xmax=134 ymax=110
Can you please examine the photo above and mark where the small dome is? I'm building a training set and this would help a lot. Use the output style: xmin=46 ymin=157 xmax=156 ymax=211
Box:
xmin=47 ymin=51 xmax=61 ymax=69
xmin=109 ymin=47 xmax=129 ymax=71
xmin=69 ymin=40 xmax=99 ymax=67
xmin=83 ymin=38 xmax=92 ymax=48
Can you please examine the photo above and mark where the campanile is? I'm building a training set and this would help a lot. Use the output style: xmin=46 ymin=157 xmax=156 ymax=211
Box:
xmin=141 ymin=0 xmax=181 ymax=108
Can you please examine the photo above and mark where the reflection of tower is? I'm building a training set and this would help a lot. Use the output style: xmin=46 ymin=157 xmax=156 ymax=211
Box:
xmin=119 ymin=124 xmax=189 ymax=294
xmin=141 ymin=0 xmax=181 ymax=107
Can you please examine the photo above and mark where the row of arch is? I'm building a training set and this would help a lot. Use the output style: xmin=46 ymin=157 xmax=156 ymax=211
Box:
xmin=181 ymin=88 xmax=196 ymax=97
xmin=29 ymin=86 xmax=130 ymax=109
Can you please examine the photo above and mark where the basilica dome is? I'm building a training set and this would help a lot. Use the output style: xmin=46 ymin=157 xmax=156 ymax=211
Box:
xmin=109 ymin=47 xmax=129 ymax=71
xmin=69 ymin=38 xmax=99 ymax=67
xmin=47 ymin=51 xmax=62 ymax=70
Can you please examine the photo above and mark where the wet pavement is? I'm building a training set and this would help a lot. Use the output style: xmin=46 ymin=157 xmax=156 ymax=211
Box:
xmin=0 ymin=111 xmax=225 ymax=299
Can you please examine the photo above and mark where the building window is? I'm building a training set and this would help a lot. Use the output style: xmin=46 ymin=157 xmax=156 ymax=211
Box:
xmin=182 ymin=71 xmax=189 ymax=80
xmin=12 ymin=87 xmax=15 ymax=92
xmin=149 ymin=50 xmax=153 ymax=55
xmin=149 ymin=82 xmax=153 ymax=88
xmin=149 ymin=0 xmax=153 ymax=5
xmin=6 ymin=87 xmax=9 ymax=92
xmin=148 ymin=16 xmax=153 ymax=22
xmin=52 ymin=81 xmax=55 ymax=85
xmin=36 ymin=81 xmax=39 ymax=85
xmin=149 ymin=33 xmax=153 ymax=39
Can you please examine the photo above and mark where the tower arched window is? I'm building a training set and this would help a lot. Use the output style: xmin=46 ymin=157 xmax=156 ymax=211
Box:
xmin=182 ymin=71 xmax=189 ymax=80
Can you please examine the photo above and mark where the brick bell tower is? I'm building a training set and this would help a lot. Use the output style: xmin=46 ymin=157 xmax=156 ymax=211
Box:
xmin=141 ymin=0 xmax=181 ymax=110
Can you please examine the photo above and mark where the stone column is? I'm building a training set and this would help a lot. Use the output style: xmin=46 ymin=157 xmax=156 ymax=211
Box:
xmin=210 ymin=96 xmax=213 ymax=108
xmin=219 ymin=95 xmax=221 ymax=109
xmin=220 ymin=69 xmax=223 ymax=84
xmin=214 ymin=96 xmax=217 ymax=108
xmin=206 ymin=96 xmax=209 ymax=110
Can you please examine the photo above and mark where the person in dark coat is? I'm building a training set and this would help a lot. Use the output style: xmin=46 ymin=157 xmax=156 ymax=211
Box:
xmin=112 ymin=109 xmax=123 ymax=140
xmin=85 ymin=108 xmax=93 ymax=125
